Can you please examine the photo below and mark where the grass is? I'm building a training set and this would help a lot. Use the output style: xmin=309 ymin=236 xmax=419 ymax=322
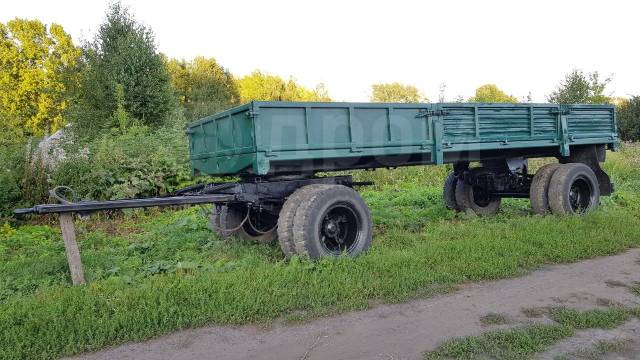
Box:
xmin=425 ymin=324 xmax=575 ymax=360
xmin=549 ymin=307 xmax=632 ymax=329
xmin=425 ymin=306 xmax=640 ymax=359
xmin=1 ymin=144 xmax=639 ymax=360
xmin=479 ymin=312 xmax=510 ymax=326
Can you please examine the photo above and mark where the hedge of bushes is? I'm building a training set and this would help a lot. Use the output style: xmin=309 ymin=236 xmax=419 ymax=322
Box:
xmin=0 ymin=117 xmax=194 ymax=220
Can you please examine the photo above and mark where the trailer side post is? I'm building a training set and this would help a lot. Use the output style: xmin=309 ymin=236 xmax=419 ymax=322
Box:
xmin=59 ymin=213 xmax=85 ymax=285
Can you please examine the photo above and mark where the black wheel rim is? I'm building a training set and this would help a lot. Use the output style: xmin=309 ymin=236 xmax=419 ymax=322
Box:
xmin=319 ymin=202 xmax=361 ymax=255
xmin=472 ymin=185 xmax=493 ymax=207
xmin=569 ymin=176 xmax=594 ymax=213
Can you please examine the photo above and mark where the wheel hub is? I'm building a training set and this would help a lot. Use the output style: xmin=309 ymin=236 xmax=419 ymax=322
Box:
xmin=324 ymin=220 xmax=340 ymax=238
xmin=569 ymin=177 xmax=592 ymax=213
xmin=319 ymin=204 xmax=360 ymax=255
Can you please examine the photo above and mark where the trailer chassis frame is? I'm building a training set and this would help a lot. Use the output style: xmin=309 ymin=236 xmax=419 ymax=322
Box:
xmin=13 ymin=175 xmax=370 ymax=285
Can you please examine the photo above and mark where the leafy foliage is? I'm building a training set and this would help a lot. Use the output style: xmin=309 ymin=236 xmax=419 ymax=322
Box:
xmin=370 ymin=82 xmax=426 ymax=103
xmin=616 ymin=96 xmax=640 ymax=141
xmin=1 ymin=119 xmax=194 ymax=218
xmin=237 ymin=70 xmax=331 ymax=102
xmin=72 ymin=2 xmax=174 ymax=137
xmin=0 ymin=142 xmax=29 ymax=217
xmin=0 ymin=19 xmax=81 ymax=136
xmin=468 ymin=84 xmax=517 ymax=103
xmin=110 ymin=83 xmax=130 ymax=130
xmin=547 ymin=70 xmax=611 ymax=104
xmin=51 ymin=122 xmax=192 ymax=200
xmin=167 ymin=57 xmax=240 ymax=121
xmin=0 ymin=140 xmax=50 ymax=218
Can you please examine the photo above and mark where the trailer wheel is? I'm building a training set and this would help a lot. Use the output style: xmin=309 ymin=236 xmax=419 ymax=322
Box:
xmin=548 ymin=163 xmax=600 ymax=215
xmin=210 ymin=204 xmax=278 ymax=243
xmin=455 ymin=167 xmax=501 ymax=216
xmin=529 ymin=163 xmax=561 ymax=215
xmin=292 ymin=185 xmax=372 ymax=259
xmin=277 ymin=185 xmax=330 ymax=258
xmin=443 ymin=172 xmax=462 ymax=211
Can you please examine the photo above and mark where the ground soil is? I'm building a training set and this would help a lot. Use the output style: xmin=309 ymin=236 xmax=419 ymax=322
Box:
xmin=69 ymin=249 xmax=640 ymax=360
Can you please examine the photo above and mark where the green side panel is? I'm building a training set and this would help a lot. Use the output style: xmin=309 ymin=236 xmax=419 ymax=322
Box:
xmin=187 ymin=103 xmax=257 ymax=175
xmin=308 ymin=108 xmax=351 ymax=145
xmin=565 ymin=105 xmax=617 ymax=139
xmin=532 ymin=106 xmax=558 ymax=136
xmin=478 ymin=106 xmax=532 ymax=138
xmin=259 ymin=107 xmax=307 ymax=147
xmin=389 ymin=108 xmax=431 ymax=142
xmin=255 ymin=102 xmax=433 ymax=153
xmin=351 ymin=108 xmax=388 ymax=144
xmin=442 ymin=106 xmax=476 ymax=139
xmin=440 ymin=103 xmax=561 ymax=143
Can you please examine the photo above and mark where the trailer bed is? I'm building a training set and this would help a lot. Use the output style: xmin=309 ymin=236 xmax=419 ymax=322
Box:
xmin=187 ymin=102 xmax=617 ymax=176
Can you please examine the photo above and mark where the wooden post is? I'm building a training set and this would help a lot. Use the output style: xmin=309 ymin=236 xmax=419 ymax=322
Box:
xmin=59 ymin=213 xmax=85 ymax=285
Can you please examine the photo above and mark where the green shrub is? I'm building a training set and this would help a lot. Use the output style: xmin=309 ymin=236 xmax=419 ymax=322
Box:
xmin=617 ymin=96 xmax=640 ymax=141
xmin=1 ymin=111 xmax=200 ymax=216
xmin=0 ymin=142 xmax=27 ymax=214
xmin=52 ymin=123 xmax=193 ymax=200
xmin=0 ymin=140 xmax=49 ymax=218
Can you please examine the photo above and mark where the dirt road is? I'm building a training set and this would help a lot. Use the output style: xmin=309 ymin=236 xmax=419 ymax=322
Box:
xmin=70 ymin=249 xmax=640 ymax=360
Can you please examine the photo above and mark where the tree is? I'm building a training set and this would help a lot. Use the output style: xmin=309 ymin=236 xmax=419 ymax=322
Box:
xmin=167 ymin=57 xmax=240 ymax=120
xmin=547 ymin=70 xmax=611 ymax=104
xmin=617 ymin=96 xmax=640 ymax=141
xmin=73 ymin=2 xmax=174 ymax=135
xmin=370 ymin=82 xmax=426 ymax=103
xmin=237 ymin=71 xmax=331 ymax=103
xmin=0 ymin=19 xmax=81 ymax=137
xmin=468 ymin=84 xmax=517 ymax=103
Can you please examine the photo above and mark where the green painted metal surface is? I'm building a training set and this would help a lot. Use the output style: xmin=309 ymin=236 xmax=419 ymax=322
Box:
xmin=187 ymin=101 xmax=618 ymax=176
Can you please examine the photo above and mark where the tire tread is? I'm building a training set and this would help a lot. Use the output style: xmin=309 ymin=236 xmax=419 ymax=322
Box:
xmin=530 ymin=163 xmax=561 ymax=215
xmin=277 ymin=185 xmax=327 ymax=258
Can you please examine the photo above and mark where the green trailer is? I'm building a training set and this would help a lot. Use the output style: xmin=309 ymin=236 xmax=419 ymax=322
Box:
xmin=181 ymin=101 xmax=618 ymax=259
xmin=17 ymin=101 xmax=619 ymax=261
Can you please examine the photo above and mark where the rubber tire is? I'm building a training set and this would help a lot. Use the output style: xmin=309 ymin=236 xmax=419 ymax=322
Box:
xmin=454 ymin=168 xmax=502 ymax=216
xmin=277 ymin=184 xmax=331 ymax=258
xmin=548 ymin=163 xmax=600 ymax=215
xmin=292 ymin=185 xmax=372 ymax=259
xmin=443 ymin=172 xmax=462 ymax=211
xmin=210 ymin=204 xmax=277 ymax=243
xmin=529 ymin=163 xmax=561 ymax=215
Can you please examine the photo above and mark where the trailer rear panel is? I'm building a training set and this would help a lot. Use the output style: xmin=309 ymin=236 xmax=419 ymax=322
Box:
xmin=187 ymin=102 xmax=617 ymax=176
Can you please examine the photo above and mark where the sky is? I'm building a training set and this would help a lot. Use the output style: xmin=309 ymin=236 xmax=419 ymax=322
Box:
xmin=2 ymin=0 xmax=639 ymax=102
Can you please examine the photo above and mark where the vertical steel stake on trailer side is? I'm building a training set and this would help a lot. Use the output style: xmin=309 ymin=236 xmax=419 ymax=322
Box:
xmin=59 ymin=213 xmax=85 ymax=285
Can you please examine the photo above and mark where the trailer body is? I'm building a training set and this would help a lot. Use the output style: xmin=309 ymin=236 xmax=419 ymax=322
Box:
xmin=187 ymin=101 xmax=618 ymax=177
